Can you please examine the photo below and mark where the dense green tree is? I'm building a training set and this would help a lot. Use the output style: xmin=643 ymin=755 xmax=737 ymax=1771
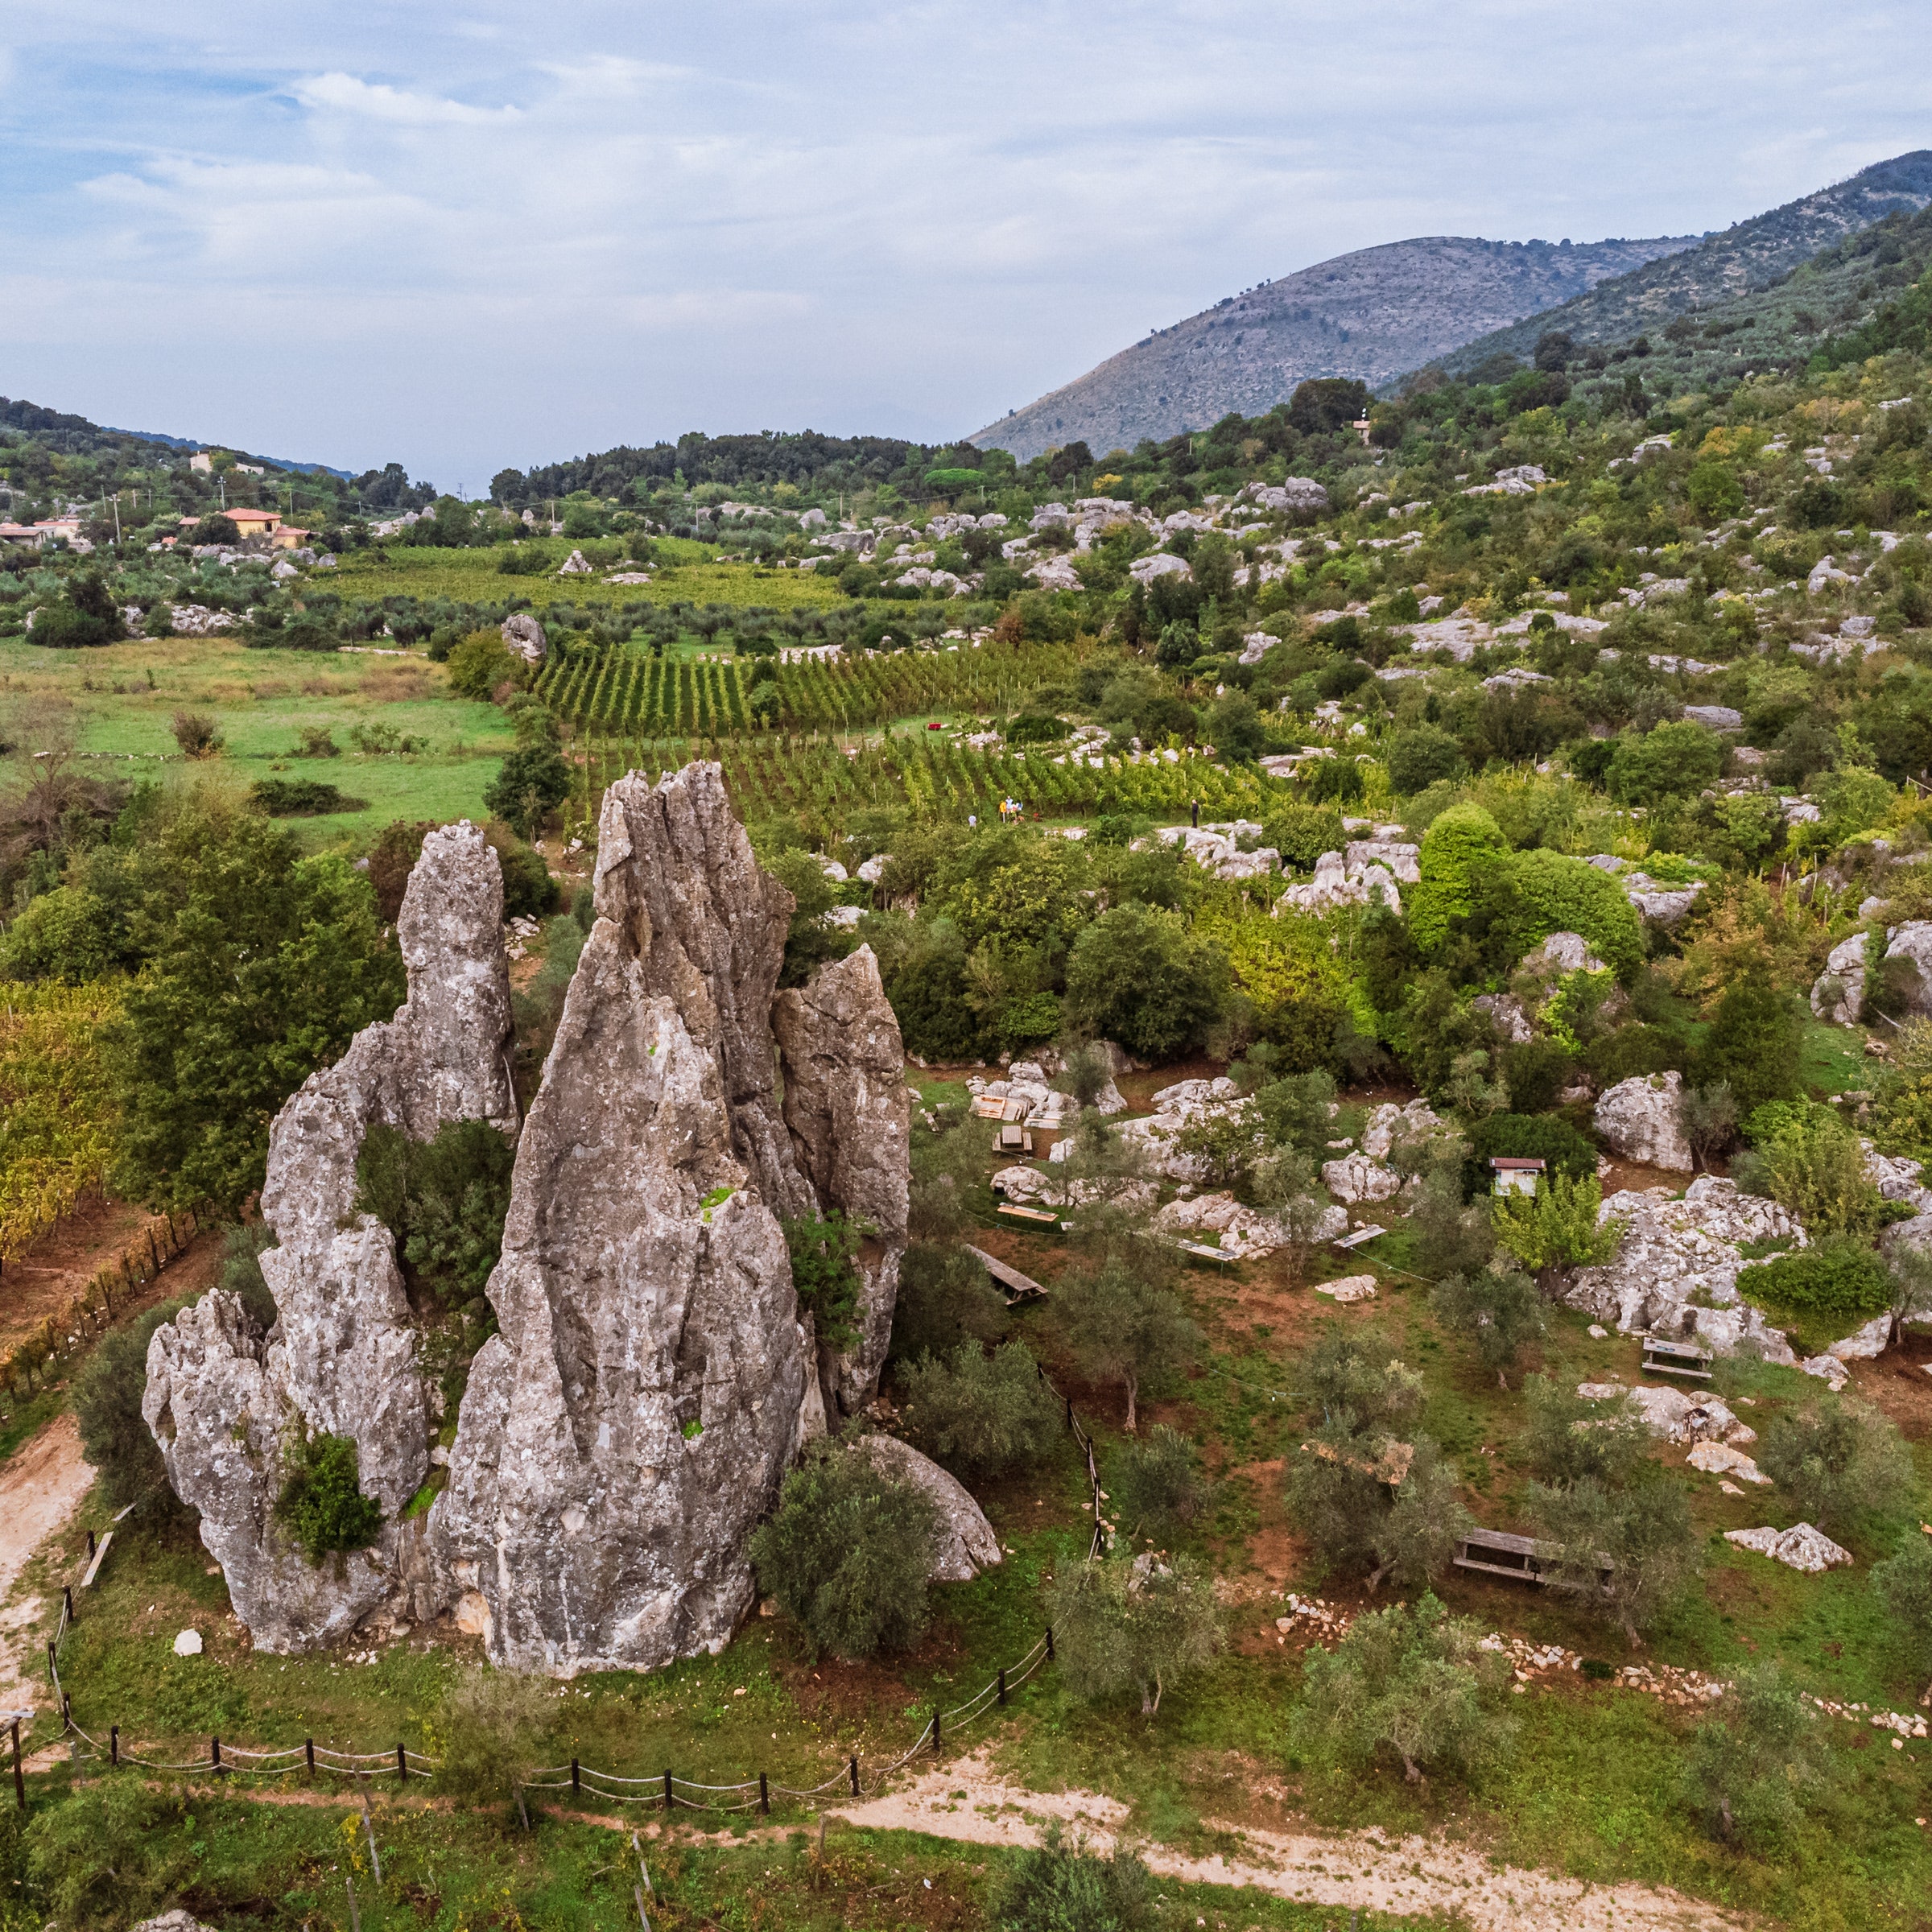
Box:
xmin=1064 ymin=902 xmax=1226 ymax=1061
xmin=105 ymin=800 xmax=405 ymax=1215
xmin=1695 ymin=968 xmax=1801 ymax=1115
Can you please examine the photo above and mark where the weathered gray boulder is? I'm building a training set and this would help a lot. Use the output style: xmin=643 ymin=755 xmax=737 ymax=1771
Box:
xmin=144 ymin=823 xmax=516 ymax=1651
xmin=435 ymin=765 xmax=815 ymax=1674
xmin=501 ymin=613 xmax=547 ymax=665
xmin=1593 ymin=1071 xmax=1694 ymax=1171
xmin=855 ymin=1435 xmax=1001 ymax=1582
xmin=772 ymin=946 xmax=910 ymax=1416
xmin=1881 ymin=921 xmax=1932 ymax=1015
xmin=1812 ymin=930 xmax=1868 ymax=1023
xmin=1563 ymin=1178 xmax=1800 ymax=1363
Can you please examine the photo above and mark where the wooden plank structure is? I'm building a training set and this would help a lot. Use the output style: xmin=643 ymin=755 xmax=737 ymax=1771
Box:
xmin=79 ymin=1534 xmax=114 ymax=1591
xmin=963 ymin=1244 xmax=1046 ymax=1307
xmin=1333 ymin=1224 xmax=1385 ymax=1250
xmin=1169 ymin=1238 xmax=1236 ymax=1267
xmin=997 ymin=1201 xmax=1059 ymax=1228
xmin=993 ymin=1123 xmax=1032 ymax=1155
xmin=1641 ymin=1337 xmax=1714 ymax=1381
xmin=1453 ymin=1525 xmax=1615 ymax=1591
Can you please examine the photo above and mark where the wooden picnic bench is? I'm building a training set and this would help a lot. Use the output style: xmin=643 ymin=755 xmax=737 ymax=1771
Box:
xmin=1641 ymin=1337 xmax=1714 ymax=1381
xmin=1453 ymin=1525 xmax=1615 ymax=1590
xmin=963 ymin=1244 xmax=1047 ymax=1306
xmin=997 ymin=1201 xmax=1060 ymax=1228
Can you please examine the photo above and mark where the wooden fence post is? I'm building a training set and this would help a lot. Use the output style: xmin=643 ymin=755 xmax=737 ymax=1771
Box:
xmin=211 ymin=1736 xmax=222 ymax=1776
xmin=571 ymin=1758 xmax=580 ymax=1795
xmin=997 ymin=1668 xmax=1006 ymax=1707
xmin=395 ymin=1744 xmax=406 ymax=1782
xmin=1046 ymin=1625 xmax=1055 ymax=1661
xmin=11 ymin=1720 xmax=23 ymax=1811
xmin=305 ymin=1737 xmax=316 ymax=1776
xmin=110 ymin=1725 xmax=118 ymax=1767
xmin=848 ymin=1753 xmax=859 ymax=1796
xmin=662 ymin=1768 xmax=673 ymax=1810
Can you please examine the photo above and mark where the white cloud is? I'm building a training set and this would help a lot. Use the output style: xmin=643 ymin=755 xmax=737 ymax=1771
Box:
xmin=2 ymin=1 xmax=1930 ymax=479
xmin=294 ymin=72 xmax=521 ymax=126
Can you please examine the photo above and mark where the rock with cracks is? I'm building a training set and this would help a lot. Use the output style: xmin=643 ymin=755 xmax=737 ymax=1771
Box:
xmin=855 ymin=1435 xmax=1002 ymax=1582
xmin=436 ymin=764 xmax=832 ymax=1675
xmin=771 ymin=946 xmax=911 ymax=1418
xmin=1593 ymin=1071 xmax=1694 ymax=1172
xmin=143 ymin=823 xmax=517 ymax=1652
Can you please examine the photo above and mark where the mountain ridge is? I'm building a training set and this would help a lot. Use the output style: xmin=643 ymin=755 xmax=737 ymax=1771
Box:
xmin=968 ymin=232 xmax=1700 ymax=462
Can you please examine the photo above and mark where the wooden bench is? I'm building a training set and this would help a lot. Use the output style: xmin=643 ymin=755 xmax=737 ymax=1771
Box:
xmin=963 ymin=1243 xmax=1047 ymax=1306
xmin=997 ymin=1202 xmax=1060 ymax=1228
xmin=1170 ymin=1238 xmax=1236 ymax=1267
xmin=1641 ymin=1337 xmax=1714 ymax=1381
xmin=1454 ymin=1526 xmax=1614 ymax=1590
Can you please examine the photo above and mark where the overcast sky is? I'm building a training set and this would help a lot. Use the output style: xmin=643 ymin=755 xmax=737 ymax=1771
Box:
xmin=3 ymin=2 xmax=1928 ymax=488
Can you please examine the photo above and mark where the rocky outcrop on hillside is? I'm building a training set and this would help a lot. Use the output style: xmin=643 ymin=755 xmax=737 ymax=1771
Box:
xmin=147 ymin=767 xmax=918 ymax=1673
xmin=772 ymin=947 xmax=910 ymax=1417
xmin=436 ymin=764 xmax=894 ymax=1674
xmin=143 ymin=824 xmax=516 ymax=1651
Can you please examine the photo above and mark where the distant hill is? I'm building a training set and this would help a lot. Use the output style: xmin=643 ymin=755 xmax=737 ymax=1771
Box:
xmin=968 ymin=233 xmax=1700 ymax=462
xmin=1420 ymin=150 xmax=1932 ymax=383
xmin=0 ymin=395 xmax=351 ymax=478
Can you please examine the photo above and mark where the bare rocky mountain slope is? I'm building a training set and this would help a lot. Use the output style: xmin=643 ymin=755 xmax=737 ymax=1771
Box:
xmin=1423 ymin=149 xmax=1932 ymax=380
xmin=969 ymin=233 xmax=1697 ymax=462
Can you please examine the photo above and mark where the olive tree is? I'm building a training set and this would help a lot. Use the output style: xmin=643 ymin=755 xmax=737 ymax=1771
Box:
xmin=1047 ymin=1552 xmax=1223 ymax=1715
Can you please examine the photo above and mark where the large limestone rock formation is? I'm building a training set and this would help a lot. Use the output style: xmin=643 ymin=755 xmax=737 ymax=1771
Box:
xmin=772 ymin=947 xmax=910 ymax=1415
xmin=143 ymin=823 xmax=516 ymax=1651
xmin=436 ymin=765 xmax=822 ymax=1674
xmin=854 ymin=1435 xmax=1001 ymax=1581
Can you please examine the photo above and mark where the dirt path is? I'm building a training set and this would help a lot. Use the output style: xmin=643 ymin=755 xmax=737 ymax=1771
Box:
xmin=0 ymin=1413 xmax=92 ymax=1707
xmin=829 ymin=1750 xmax=1750 ymax=1931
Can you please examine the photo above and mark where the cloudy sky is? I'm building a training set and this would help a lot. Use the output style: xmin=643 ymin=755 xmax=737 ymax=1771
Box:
xmin=3 ymin=2 xmax=1927 ymax=487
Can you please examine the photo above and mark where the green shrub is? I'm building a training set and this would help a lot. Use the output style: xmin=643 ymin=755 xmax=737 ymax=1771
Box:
xmin=446 ymin=629 xmax=518 ymax=700
xmin=1694 ymin=968 xmax=1800 ymax=1116
xmin=1113 ymin=1423 xmax=1217 ymax=1543
xmin=1739 ymin=1242 xmax=1893 ymax=1319
xmin=355 ymin=1117 xmax=516 ymax=1308
xmin=434 ymin=1668 xmax=557 ymax=1806
xmin=897 ymin=1340 xmax=1058 ymax=1478
xmin=1757 ymin=1400 xmax=1914 ymax=1530
xmin=1481 ymin=849 xmax=1645 ymax=980
xmin=784 ymin=1209 xmax=870 ymax=1350
xmin=1491 ymin=1174 xmax=1623 ymax=1274
xmin=1430 ymin=1265 xmax=1548 ymax=1384
xmin=1262 ymin=802 xmax=1346 ymax=869
xmin=1295 ymin=1591 xmax=1515 ymax=1784
xmin=748 ymin=1438 xmax=940 ymax=1659
xmin=275 ymin=1429 xmax=383 ymax=1562
xmin=988 ymin=1823 xmax=1154 ymax=1932
xmin=1064 ymin=902 xmax=1227 ymax=1062
xmin=1607 ymin=720 xmax=1725 ymax=804
xmin=1386 ymin=724 xmax=1468 ymax=795
xmin=1733 ymin=1101 xmax=1885 ymax=1237
xmin=1409 ymin=802 xmax=1508 ymax=951
xmin=250 ymin=778 xmax=367 ymax=817
xmin=1869 ymin=1530 xmax=1932 ymax=1678
xmin=484 ymin=745 xmax=571 ymax=840
xmin=1046 ymin=1550 xmax=1222 ymax=1715
xmin=887 ymin=1241 xmax=1008 ymax=1363
xmin=23 ymin=1779 xmax=194 ymax=1929
xmin=1684 ymin=1664 xmax=1823 ymax=1849
xmin=72 ymin=1295 xmax=195 ymax=1518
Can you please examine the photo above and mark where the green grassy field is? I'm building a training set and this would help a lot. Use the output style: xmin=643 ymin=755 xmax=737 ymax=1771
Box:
xmin=328 ymin=542 xmax=846 ymax=614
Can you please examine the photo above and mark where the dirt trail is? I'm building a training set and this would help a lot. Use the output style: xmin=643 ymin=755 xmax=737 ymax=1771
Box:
xmin=0 ymin=1413 xmax=93 ymax=1708
xmin=829 ymin=1750 xmax=1749 ymax=1931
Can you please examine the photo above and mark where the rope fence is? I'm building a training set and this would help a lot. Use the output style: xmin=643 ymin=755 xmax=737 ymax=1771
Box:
xmin=17 ymin=1359 xmax=1113 ymax=1818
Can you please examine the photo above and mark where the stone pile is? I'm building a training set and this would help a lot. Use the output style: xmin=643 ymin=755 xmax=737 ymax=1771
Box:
xmin=1563 ymin=1178 xmax=1803 ymax=1361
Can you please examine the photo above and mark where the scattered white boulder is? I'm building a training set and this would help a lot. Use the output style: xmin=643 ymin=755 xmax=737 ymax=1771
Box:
xmin=1278 ymin=851 xmax=1402 ymax=916
xmin=1153 ymin=1191 xmax=1343 ymax=1258
xmin=1827 ymin=1313 xmax=1893 ymax=1362
xmin=1344 ymin=839 xmax=1421 ymax=884
xmin=1594 ymin=1071 xmax=1695 ymax=1171
xmin=1322 ymin=1152 xmax=1402 ymax=1203
xmin=1812 ymin=931 xmax=1868 ymax=1024
xmin=1800 ymin=1353 xmax=1851 ymax=1390
xmin=1880 ymin=921 xmax=1932 ymax=1016
xmin=1725 ymin=1523 xmax=1852 ymax=1573
xmin=173 ymin=1629 xmax=204 ymax=1657
xmin=556 ymin=548 xmax=593 ymax=575
xmin=1360 ymin=1099 xmax=1443 ymax=1161
xmin=1688 ymin=1441 xmax=1770 ymax=1484
xmin=1563 ymin=1178 xmax=1802 ymax=1362
xmin=1315 ymin=1274 xmax=1377 ymax=1302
